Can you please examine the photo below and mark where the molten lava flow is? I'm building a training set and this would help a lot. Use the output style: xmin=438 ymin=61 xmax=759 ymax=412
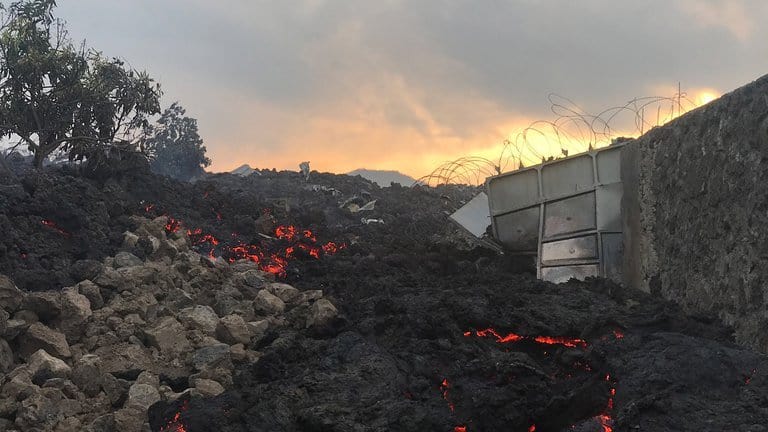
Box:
xmin=165 ymin=217 xmax=181 ymax=234
xmin=275 ymin=225 xmax=298 ymax=241
xmin=471 ymin=328 xmax=524 ymax=343
xmin=440 ymin=378 xmax=455 ymax=412
xmin=462 ymin=327 xmax=623 ymax=430
xmin=466 ymin=328 xmax=585 ymax=348
xmin=533 ymin=336 xmax=587 ymax=349
xmin=454 ymin=426 xmax=467 ymax=432
xmin=140 ymin=205 xmax=344 ymax=278
xmin=597 ymin=414 xmax=613 ymax=432
xmin=41 ymin=219 xmax=71 ymax=237
xmin=187 ymin=228 xmax=220 ymax=247
xmin=592 ymin=374 xmax=616 ymax=432
xmin=159 ymin=400 xmax=189 ymax=432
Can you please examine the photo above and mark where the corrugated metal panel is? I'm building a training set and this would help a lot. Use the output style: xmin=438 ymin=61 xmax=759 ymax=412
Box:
xmin=541 ymin=155 xmax=594 ymax=198
xmin=541 ymin=264 xmax=600 ymax=284
xmin=601 ymin=233 xmax=623 ymax=281
xmin=596 ymin=147 xmax=622 ymax=184
xmin=449 ymin=193 xmax=491 ymax=238
xmin=486 ymin=143 xmax=626 ymax=285
xmin=487 ymin=169 xmax=539 ymax=215
xmin=543 ymin=192 xmax=596 ymax=239
xmin=596 ymin=182 xmax=623 ymax=231
xmin=494 ymin=206 xmax=540 ymax=251
xmin=541 ymin=235 xmax=598 ymax=263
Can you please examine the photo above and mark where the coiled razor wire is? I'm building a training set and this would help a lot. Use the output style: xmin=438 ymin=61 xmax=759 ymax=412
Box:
xmin=416 ymin=88 xmax=703 ymax=187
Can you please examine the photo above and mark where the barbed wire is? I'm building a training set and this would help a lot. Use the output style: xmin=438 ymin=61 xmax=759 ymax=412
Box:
xmin=416 ymin=87 xmax=703 ymax=187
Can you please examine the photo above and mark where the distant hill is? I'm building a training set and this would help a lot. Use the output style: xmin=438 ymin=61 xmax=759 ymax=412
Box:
xmin=347 ymin=169 xmax=418 ymax=187
xmin=231 ymin=164 xmax=258 ymax=177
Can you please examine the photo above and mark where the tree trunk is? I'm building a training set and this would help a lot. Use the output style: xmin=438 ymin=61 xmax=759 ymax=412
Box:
xmin=33 ymin=150 xmax=45 ymax=169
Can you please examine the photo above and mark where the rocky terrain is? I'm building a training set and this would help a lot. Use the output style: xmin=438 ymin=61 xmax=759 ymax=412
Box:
xmin=0 ymin=161 xmax=767 ymax=431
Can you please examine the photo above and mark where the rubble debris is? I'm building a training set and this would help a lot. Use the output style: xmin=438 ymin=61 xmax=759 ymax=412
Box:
xmin=449 ymin=192 xmax=490 ymax=238
xmin=1 ymin=159 xmax=767 ymax=431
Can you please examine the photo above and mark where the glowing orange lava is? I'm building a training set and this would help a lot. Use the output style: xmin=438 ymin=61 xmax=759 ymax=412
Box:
xmin=165 ymin=217 xmax=181 ymax=234
xmin=533 ymin=335 xmax=587 ymax=349
xmin=466 ymin=328 xmax=585 ymax=348
xmin=440 ymin=378 xmax=455 ymax=412
xmin=159 ymin=400 xmax=189 ymax=432
xmin=145 ymin=204 xmax=345 ymax=278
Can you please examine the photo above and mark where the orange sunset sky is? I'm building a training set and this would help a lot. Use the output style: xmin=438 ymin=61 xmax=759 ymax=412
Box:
xmin=53 ymin=0 xmax=768 ymax=179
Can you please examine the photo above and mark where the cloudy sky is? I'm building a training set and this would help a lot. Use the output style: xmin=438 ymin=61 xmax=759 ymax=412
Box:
xmin=55 ymin=0 xmax=768 ymax=177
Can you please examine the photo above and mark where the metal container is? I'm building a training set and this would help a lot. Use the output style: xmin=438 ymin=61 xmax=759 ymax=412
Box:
xmin=486 ymin=143 xmax=626 ymax=284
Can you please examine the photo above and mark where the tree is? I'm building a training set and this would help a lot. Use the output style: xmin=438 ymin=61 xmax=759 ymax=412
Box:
xmin=142 ymin=102 xmax=210 ymax=181
xmin=0 ymin=0 xmax=161 ymax=169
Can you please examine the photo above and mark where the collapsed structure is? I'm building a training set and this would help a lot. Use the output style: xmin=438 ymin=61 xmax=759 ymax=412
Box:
xmin=477 ymin=73 xmax=768 ymax=352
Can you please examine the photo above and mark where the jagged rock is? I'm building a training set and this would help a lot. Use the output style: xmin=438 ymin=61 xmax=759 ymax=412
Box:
xmin=55 ymin=287 xmax=92 ymax=341
xmin=27 ymin=349 xmax=72 ymax=381
xmin=113 ymin=252 xmax=143 ymax=268
xmin=21 ymin=291 xmax=61 ymax=322
xmin=18 ymin=322 xmax=71 ymax=359
xmin=230 ymin=343 xmax=246 ymax=362
xmin=123 ymin=231 xmax=140 ymax=249
xmin=136 ymin=371 xmax=160 ymax=387
xmin=178 ymin=305 xmax=219 ymax=335
xmin=165 ymin=287 xmax=195 ymax=311
xmin=110 ymin=292 xmax=158 ymax=320
xmin=1 ymin=366 xmax=35 ymax=401
xmin=15 ymin=390 xmax=62 ymax=430
xmin=127 ymin=383 xmax=161 ymax=410
xmin=72 ymin=355 xmax=102 ymax=398
xmin=77 ymin=280 xmax=104 ymax=309
xmin=192 ymin=378 xmax=225 ymax=397
xmin=242 ymin=270 xmax=267 ymax=288
xmin=0 ymin=398 xmax=17 ymax=420
xmin=41 ymin=378 xmax=80 ymax=400
xmin=203 ymin=255 xmax=230 ymax=270
xmin=154 ymin=239 xmax=180 ymax=260
xmin=143 ymin=317 xmax=192 ymax=355
xmin=87 ymin=413 xmax=116 ymax=432
xmin=113 ymin=406 xmax=145 ymax=432
xmin=101 ymin=373 xmax=129 ymax=407
xmin=4 ymin=318 xmax=27 ymax=340
xmin=115 ymin=266 xmax=160 ymax=291
xmin=306 ymin=299 xmax=338 ymax=328
xmin=0 ymin=275 xmax=23 ymax=312
xmin=0 ymin=339 xmax=13 ymax=373
xmin=247 ymin=319 xmax=270 ymax=344
xmin=253 ymin=289 xmax=285 ymax=316
xmin=54 ymin=416 xmax=83 ymax=432
xmin=191 ymin=344 xmax=231 ymax=370
xmin=0 ymin=309 xmax=7 ymax=338
xmin=213 ymin=291 xmax=253 ymax=318
xmin=95 ymin=343 xmax=154 ymax=376
xmin=266 ymin=282 xmax=300 ymax=304
xmin=70 ymin=259 xmax=104 ymax=283
xmin=300 ymin=289 xmax=324 ymax=303
xmin=216 ymin=315 xmax=251 ymax=345
xmin=94 ymin=266 xmax=125 ymax=291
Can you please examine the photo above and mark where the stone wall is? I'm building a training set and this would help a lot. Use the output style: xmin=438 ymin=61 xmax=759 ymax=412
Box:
xmin=623 ymin=73 xmax=768 ymax=351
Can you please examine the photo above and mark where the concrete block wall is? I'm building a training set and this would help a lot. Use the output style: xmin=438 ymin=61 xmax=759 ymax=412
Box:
xmin=622 ymin=74 xmax=768 ymax=351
